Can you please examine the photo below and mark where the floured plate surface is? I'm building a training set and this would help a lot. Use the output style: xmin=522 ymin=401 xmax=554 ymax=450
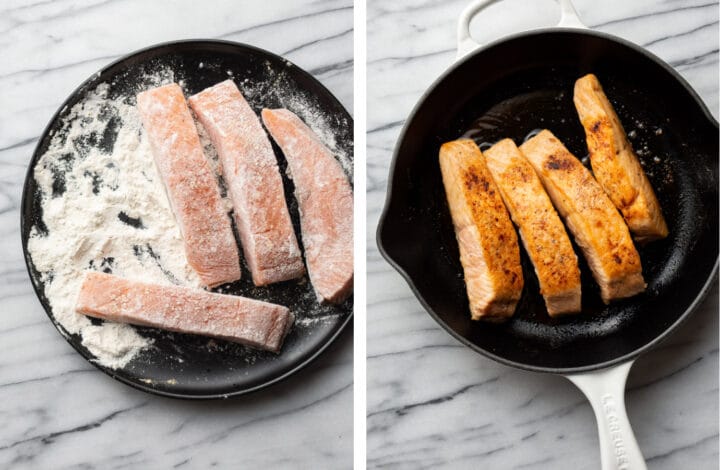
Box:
xmin=21 ymin=40 xmax=353 ymax=398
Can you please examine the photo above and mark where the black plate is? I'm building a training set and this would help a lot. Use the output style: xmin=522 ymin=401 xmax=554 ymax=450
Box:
xmin=21 ymin=40 xmax=353 ymax=399
xmin=377 ymin=29 xmax=718 ymax=373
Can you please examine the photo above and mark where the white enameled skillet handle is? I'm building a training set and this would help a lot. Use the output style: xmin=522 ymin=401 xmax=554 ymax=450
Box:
xmin=456 ymin=0 xmax=588 ymax=59
xmin=566 ymin=362 xmax=647 ymax=470
xmin=557 ymin=0 xmax=587 ymax=28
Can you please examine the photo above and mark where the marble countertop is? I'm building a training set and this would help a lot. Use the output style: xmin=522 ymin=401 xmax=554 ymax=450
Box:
xmin=0 ymin=1 xmax=352 ymax=468
xmin=367 ymin=0 xmax=718 ymax=468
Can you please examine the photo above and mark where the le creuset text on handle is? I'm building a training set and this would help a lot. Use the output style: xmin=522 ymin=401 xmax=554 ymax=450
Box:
xmin=567 ymin=361 xmax=647 ymax=470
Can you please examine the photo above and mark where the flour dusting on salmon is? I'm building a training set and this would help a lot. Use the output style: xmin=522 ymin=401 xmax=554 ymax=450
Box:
xmin=262 ymin=108 xmax=354 ymax=304
xmin=189 ymin=80 xmax=304 ymax=286
xmin=77 ymin=272 xmax=294 ymax=353
xmin=137 ymin=83 xmax=241 ymax=287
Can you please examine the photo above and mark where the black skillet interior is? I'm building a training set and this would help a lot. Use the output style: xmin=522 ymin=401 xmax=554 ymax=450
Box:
xmin=378 ymin=30 xmax=718 ymax=373
xmin=21 ymin=40 xmax=353 ymax=398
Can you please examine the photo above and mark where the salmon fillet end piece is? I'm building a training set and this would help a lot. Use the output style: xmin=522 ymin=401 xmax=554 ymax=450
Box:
xmin=75 ymin=272 xmax=294 ymax=353
xmin=545 ymin=290 xmax=583 ymax=316
xmin=574 ymin=74 xmax=668 ymax=243
xmin=484 ymin=138 xmax=582 ymax=316
xmin=519 ymin=130 xmax=645 ymax=304
xmin=439 ymin=139 xmax=523 ymax=321
xmin=597 ymin=272 xmax=647 ymax=304
xmin=136 ymin=83 xmax=242 ymax=287
xmin=261 ymin=108 xmax=354 ymax=305
xmin=187 ymin=80 xmax=304 ymax=286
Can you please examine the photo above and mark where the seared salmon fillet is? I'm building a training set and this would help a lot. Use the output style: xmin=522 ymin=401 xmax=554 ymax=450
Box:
xmin=136 ymin=83 xmax=241 ymax=287
xmin=261 ymin=109 xmax=353 ymax=304
xmin=520 ymin=130 xmax=645 ymax=303
xmin=574 ymin=74 xmax=668 ymax=242
xmin=76 ymin=272 xmax=294 ymax=353
xmin=188 ymin=80 xmax=304 ymax=286
xmin=485 ymin=139 xmax=581 ymax=316
xmin=438 ymin=139 xmax=523 ymax=321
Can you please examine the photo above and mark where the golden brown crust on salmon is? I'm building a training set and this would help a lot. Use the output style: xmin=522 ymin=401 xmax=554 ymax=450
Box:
xmin=439 ymin=139 xmax=523 ymax=321
xmin=574 ymin=74 xmax=668 ymax=243
xmin=485 ymin=139 xmax=581 ymax=316
xmin=520 ymin=130 xmax=645 ymax=304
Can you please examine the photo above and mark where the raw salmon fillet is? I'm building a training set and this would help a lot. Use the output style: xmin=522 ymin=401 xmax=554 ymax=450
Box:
xmin=520 ymin=130 xmax=645 ymax=303
xmin=261 ymin=108 xmax=353 ymax=304
xmin=485 ymin=139 xmax=581 ymax=316
xmin=136 ymin=83 xmax=241 ymax=287
xmin=574 ymin=74 xmax=668 ymax=242
xmin=187 ymin=80 xmax=304 ymax=286
xmin=76 ymin=272 xmax=294 ymax=353
xmin=438 ymin=139 xmax=523 ymax=321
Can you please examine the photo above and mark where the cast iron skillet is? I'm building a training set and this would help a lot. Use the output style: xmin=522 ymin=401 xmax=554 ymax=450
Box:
xmin=376 ymin=1 xmax=717 ymax=468
xmin=21 ymin=40 xmax=353 ymax=399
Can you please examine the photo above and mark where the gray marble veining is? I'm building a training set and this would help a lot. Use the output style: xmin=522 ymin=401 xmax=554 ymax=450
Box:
xmin=367 ymin=0 xmax=718 ymax=468
xmin=0 ymin=1 xmax=352 ymax=468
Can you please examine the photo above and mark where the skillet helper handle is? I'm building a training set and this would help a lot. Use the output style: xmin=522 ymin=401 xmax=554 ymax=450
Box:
xmin=566 ymin=362 xmax=647 ymax=470
xmin=456 ymin=0 xmax=588 ymax=59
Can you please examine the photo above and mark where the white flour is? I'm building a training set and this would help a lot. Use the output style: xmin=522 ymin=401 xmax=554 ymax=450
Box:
xmin=28 ymin=79 xmax=201 ymax=369
xmin=237 ymin=61 xmax=353 ymax=179
xmin=28 ymin=64 xmax=351 ymax=371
